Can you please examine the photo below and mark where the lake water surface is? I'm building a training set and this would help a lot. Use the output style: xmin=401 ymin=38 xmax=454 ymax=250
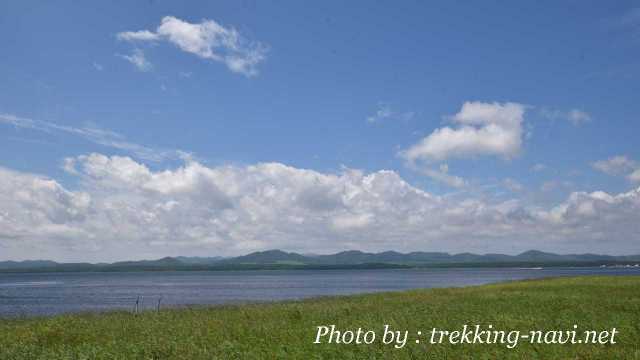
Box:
xmin=1 ymin=267 xmax=638 ymax=318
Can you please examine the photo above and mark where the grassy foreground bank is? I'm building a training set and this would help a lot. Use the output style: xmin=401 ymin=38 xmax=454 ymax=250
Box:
xmin=0 ymin=276 xmax=638 ymax=359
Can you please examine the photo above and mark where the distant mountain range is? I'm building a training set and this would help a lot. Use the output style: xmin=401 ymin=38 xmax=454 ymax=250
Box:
xmin=1 ymin=249 xmax=639 ymax=272
xmin=216 ymin=249 xmax=640 ymax=266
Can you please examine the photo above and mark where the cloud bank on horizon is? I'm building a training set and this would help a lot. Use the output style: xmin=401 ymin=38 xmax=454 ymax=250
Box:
xmin=1 ymin=150 xmax=639 ymax=262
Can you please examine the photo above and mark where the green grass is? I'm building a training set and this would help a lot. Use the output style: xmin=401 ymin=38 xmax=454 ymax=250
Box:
xmin=0 ymin=276 xmax=639 ymax=359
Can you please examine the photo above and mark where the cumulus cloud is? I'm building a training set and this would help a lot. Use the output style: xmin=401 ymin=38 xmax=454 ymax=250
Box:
xmin=1 ymin=154 xmax=639 ymax=261
xmin=401 ymin=102 xmax=526 ymax=163
xmin=117 ymin=16 xmax=268 ymax=77
xmin=0 ymin=167 xmax=93 ymax=253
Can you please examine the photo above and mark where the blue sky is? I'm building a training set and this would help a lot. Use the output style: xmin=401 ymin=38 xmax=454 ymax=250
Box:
xmin=1 ymin=1 xmax=639 ymax=261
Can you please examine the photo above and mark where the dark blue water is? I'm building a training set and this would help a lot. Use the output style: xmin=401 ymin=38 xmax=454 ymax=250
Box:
xmin=0 ymin=267 xmax=638 ymax=317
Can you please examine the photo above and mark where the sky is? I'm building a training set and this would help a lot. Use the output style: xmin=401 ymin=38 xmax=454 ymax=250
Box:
xmin=1 ymin=1 xmax=639 ymax=261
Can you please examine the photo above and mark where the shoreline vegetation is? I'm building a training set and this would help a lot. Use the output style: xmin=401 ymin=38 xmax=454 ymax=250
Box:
xmin=0 ymin=276 xmax=638 ymax=359
xmin=1 ymin=249 xmax=640 ymax=273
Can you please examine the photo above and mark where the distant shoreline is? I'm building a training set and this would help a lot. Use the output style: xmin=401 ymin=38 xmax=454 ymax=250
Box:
xmin=2 ymin=249 xmax=640 ymax=273
xmin=1 ymin=261 xmax=639 ymax=274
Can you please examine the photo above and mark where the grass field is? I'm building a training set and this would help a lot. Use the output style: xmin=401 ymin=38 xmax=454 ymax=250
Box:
xmin=0 ymin=276 xmax=638 ymax=359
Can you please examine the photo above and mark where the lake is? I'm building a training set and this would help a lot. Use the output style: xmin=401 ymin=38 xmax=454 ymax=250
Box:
xmin=0 ymin=267 xmax=638 ymax=318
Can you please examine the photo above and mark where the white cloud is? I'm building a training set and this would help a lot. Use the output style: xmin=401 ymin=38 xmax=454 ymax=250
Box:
xmin=0 ymin=113 xmax=182 ymax=162
xmin=401 ymin=101 xmax=525 ymax=162
xmin=592 ymin=155 xmax=640 ymax=183
xmin=539 ymin=107 xmax=592 ymax=126
xmin=92 ymin=62 xmax=104 ymax=71
xmin=592 ymin=155 xmax=637 ymax=175
xmin=117 ymin=49 xmax=152 ymax=72
xmin=117 ymin=30 xmax=160 ymax=42
xmin=538 ymin=188 xmax=640 ymax=228
xmin=1 ymin=154 xmax=639 ymax=261
xmin=0 ymin=167 xmax=93 ymax=255
xmin=117 ymin=16 xmax=268 ymax=77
